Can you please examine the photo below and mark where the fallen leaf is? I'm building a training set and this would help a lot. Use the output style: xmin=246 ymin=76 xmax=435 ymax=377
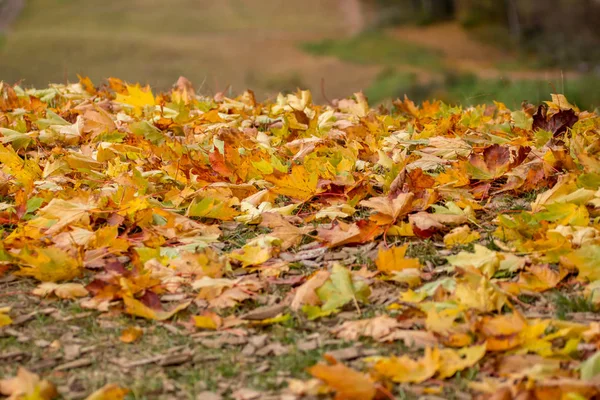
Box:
xmin=119 ymin=326 xmax=143 ymax=343
xmin=32 ymin=282 xmax=89 ymax=299
xmin=374 ymin=347 xmax=440 ymax=383
xmin=308 ymin=362 xmax=377 ymax=400
xmin=374 ymin=245 xmax=420 ymax=274
xmin=0 ymin=367 xmax=58 ymax=400
xmin=123 ymin=296 xmax=191 ymax=321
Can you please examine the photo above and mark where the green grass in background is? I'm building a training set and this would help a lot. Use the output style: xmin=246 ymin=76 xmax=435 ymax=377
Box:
xmin=301 ymin=31 xmax=444 ymax=70
xmin=365 ymin=69 xmax=600 ymax=110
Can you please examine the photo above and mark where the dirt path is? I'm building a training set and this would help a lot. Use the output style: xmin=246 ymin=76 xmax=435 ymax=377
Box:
xmin=0 ymin=0 xmax=24 ymax=32
xmin=390 ymin=22 xmax=581 ymax=81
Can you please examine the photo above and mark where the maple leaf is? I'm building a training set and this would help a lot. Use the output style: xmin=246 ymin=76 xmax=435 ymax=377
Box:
xmin=15 ymin=247 xmax=83 ymax=282
xmin=193 ymin=311 xmax=223 ymax=330
xmin=359 ymin=192 xmax=414 ymax=225
xmin=290 ymin=270 xmax=331 ymax=311
xmin=119 ymin=326 xmax=143 ymax=344
xmin=84 ymin=384 xmax=129 ymax=400
xmin=187 ymin=197 xmax=240 ymax=220
xmin=374 ymin=245 xmax=421 ymax=274
xmin=32 ymin=198 xmax=95 ymax=235
xmin=123 ymin=295 xmax=191 ymax=321
xmin=0 ymin=144 xmax=42 ymax=193
xmin=453 ymin=268 xmax=509 ymax=312
xmin=308 ymin=362 xmax=377 ymax=400
xmin=446 ymin=245 xmax=503 ymax=278
xmin=562 ymin=245 xmax=600 ymax=282
xmin=193 ymin=276 xmax=264 ymax=309
xmin=266 ymin=165 xmax=321 ymax=201
xmin=0 ymin=306 xmax=12 ymax=327
xmin=259 ymin=212 xmax=311 ymax=250
xmin=467 ymin=144 xmax=511 ymax=180
xmin=332 ymin=315 xmax=437 ymax=347
xmin=315 ymin=263 xmax=370 ymax=313
xmin=374 ymin=347 xmax=440 ymax=383
xmin=532 ymin=105 xmax=578 ymax=137
xmin=229 ymin=236 xmax=280 ymax=267
xmin=32 ymin=282 xmax=89 ymax=299
xmin=437 ymin=343 xmax=487 ymax=379
xmin=444 ymin=225 xmax=481 ymax=248
xmin=115 ymin=83 xmax=155 ymax=116
xmin=316 ymin=220 xmax=362 ymax=247
xmin=0 ymin=367 xmax=58 ymax=400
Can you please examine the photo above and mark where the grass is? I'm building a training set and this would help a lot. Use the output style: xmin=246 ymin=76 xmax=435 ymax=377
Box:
xmin=0 ymin=0 xmax=367 ymax=97
xmin=301 ymin=31 xmax=444 ymax=70
xmin=553 ymin=292 xmax=596 ymax=320
xmin=364 ymin=69 xmax=600 ymax=109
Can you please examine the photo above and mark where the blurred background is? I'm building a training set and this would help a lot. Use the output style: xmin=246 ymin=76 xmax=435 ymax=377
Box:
xmin=1 ymin=0 xmax=600 ymax=108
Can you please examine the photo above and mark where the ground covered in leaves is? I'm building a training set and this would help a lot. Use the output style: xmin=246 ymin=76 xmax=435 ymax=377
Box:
xmin=1 ymin=77 xmax=600 ymax=400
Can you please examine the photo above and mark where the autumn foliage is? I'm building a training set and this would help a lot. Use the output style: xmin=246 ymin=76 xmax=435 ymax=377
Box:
xmin=1 ymin=76 xmax=600 ymax=399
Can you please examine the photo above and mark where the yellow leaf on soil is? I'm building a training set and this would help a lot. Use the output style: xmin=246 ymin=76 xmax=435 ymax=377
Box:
xmin=85 ymin=384 xmax=128 ymax=400
xmin=375 ymin=245 xmax=420 ymax=274
xmin=266 ymin=165 xmax=320 ymax=201
xmin=308 ymin=362 xmax=377 ymax=400
xmin=374 ymin=347 xmax=440 ymax=383
xmin=0 ymin=307 xmax=12 ymax=327
xmin=438 ymin=343 xmax=487 ymax=379
xmin=443 ymin=225 xmax=481 ymax=248
xmin=123 ymin=296 xmax=190 ymax=321
xmin=119 ymin=326 xmax=143 ymax=344
xmin=15 ymin=247 xmax=83 ymax=282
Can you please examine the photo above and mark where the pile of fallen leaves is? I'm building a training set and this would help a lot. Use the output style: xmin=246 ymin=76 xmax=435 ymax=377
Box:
xmin=1 ymin=76 xmax=600 ymax=399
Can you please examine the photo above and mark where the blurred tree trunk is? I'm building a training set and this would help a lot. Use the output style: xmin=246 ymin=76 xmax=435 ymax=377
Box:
xmin=505 ymin=0 xmax=521 ymax=40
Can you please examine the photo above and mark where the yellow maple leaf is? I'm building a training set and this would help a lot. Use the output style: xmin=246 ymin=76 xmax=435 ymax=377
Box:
xmin=360 ymin=193 xmax=414 ymax=225
xmin=0 ymin=307 xmax=12 ymax=327
xmin=438 ymin=343 xmax=487 ymax=379
xmin=122 ymin=295 xmax=190 ymax=321
xmin=308 ymin=361 xmax=377 ymax=400
xmin=85 ymin=384 xmax=129 ymax=400
xmin=375 ymin=245 xmax=420 ymax=274
xmin=15 ymin=247 xmax=83 ymax=282
xmin=228 ymin=236 xmax=280 ymax=267
xmin=193 ymin=311 xmax=222 ymax=330
xmin=119 ymin=327 xmax=143 ymax=344
xmin=0 ymin=144 xmax=42 ymax=193
xmin=453 ymin=268 xmax=508 ymax=312
xmin=115 ymin=84 xmax=155 ymax=116
xmin=266 ymin=165 xmax=321 ymax=201
xmin=443 ymin=225 xmax=481 ymax=248
xmin=374 ymin=347 xmax=440 ymax=383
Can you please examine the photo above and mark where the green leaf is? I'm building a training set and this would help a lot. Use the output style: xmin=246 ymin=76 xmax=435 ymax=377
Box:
xmin=581 ymin=351 xmax=600 ymax=380
xmin=302 ymin=305 xmax=336 ymax=320
xmin=511 ymin=110 xmax=533 ymax=130
xmin=565 ymin=245 xmax=600 ymax=282
xmin=0 ymin=128 xmax=34 ymax=150
xmin=316 ymin=263 xmax=370 ymax=312
xmin=129 ymin=121 xmax=165 ymax=145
